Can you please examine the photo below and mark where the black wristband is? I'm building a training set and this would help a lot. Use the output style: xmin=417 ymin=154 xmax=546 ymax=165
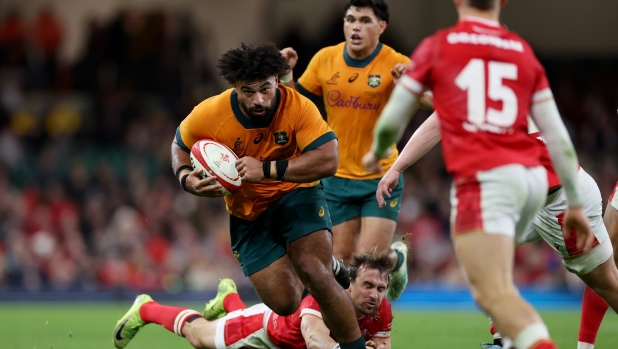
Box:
xmin=181 ymin=173 xmax=189 ymax=192
xmin=263 ymin=161 xmax=271 ymax=180
xmin=275 ymin=160 xmax=289 ymax=181
xmin=175 ymin=165 xmax=193 ymax=179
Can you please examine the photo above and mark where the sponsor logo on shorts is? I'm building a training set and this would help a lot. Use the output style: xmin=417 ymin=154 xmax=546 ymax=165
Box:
xmin=389 ymin=198 xmax=399 ymax=208
xmin=233 ymin=250 xmax=242 ymax=267
xmin=318 ymin=207 xmax=325 ymax=217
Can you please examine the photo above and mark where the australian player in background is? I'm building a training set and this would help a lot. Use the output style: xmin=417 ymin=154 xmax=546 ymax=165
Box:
xmin=112 ymin=253 xmax=393 ymax=349
xmin=280 ymin=0 xmax=412 ymax=301
xmin=160 ymin=42 xmax=368 ymax=349
xmin=363 ymin=0 xmax=596 ymax=348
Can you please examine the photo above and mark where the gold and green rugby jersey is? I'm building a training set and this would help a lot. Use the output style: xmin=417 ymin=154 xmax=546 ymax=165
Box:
xmin=297 ymin=42 xmax=409 ymax=179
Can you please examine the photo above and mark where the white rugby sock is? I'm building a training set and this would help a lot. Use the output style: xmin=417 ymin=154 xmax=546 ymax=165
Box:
xmin=577 ymin=342 xmax=594 ymax=349
xmin=514 ymin=322 xmax=549 ymax=349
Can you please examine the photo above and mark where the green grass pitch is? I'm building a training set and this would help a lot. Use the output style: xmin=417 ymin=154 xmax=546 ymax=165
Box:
xmin=1 ymin=303 xmax=617 ymax=348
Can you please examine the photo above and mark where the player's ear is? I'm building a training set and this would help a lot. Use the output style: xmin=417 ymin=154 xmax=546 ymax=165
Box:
xmin=378 ymin=21 xmax=387 ymax=35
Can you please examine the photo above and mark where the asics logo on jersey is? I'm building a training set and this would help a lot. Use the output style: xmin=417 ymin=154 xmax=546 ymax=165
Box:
xmin=348 ymin=73 xmax=359 ymax=82
xmin=447 ymin=32 xmax=524 ymax=52
xmin=327 ymin=90 xmax=380 ymax=111
xmin=253 ymin=133 xmax=263 ymax=144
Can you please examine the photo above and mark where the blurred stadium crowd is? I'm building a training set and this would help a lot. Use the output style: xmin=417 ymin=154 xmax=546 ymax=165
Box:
xmin=0 ymin=8 xmax=617 ymax=293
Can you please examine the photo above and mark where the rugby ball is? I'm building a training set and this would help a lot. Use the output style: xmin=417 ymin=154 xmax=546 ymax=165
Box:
xmin=190 ymin=139 xmax=244 ymax=195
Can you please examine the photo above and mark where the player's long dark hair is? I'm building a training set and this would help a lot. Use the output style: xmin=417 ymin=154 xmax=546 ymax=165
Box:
xmin=349 ymin=251 xmax=393 ymax=284
xmin=467 ymin=0 xmax=498 ymax=10
xmin=345 ymin=0 xmax=389 ymax=23
xmin=217 ymin=42 xmax=289 ymax=85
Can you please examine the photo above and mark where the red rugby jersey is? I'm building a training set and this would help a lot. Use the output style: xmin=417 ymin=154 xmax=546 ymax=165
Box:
xmin=402 ymin=17 xmax=553 ymax=180
xmin=267 ymin=295 xmax=392 ymax=349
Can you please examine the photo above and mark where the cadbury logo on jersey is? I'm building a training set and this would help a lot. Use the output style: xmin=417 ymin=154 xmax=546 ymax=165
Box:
xmin=447 ymin=32 xmax=524 ymax=52
xmin=327 ymin=90 xmax=380 ymax=111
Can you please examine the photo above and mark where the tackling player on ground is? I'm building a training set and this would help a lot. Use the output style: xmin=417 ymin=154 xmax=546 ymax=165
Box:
xmin=113 ymin=253 xmax=393 ymax=349
xmin=363 ymin=0 xmax=595 ymax=348
xmin=377 ymin=112 xmax=618 ymax=349
xmin=169 ymin=42 xmax=365 ymax=349
xmin=280 ymin=0 xmax=411 ymax=301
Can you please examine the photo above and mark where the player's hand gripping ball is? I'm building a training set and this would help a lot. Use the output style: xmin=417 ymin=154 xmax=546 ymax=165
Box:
xmin=190 ymin=139 xmax=244 ymax=195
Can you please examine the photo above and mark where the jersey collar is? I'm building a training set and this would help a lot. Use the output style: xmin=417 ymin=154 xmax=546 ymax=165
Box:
xmin=231 ymin=88 xmax=281 ymax=129
xmin=344 ymin=42 xmax=383 ymax=68
xmin=460 ymin=16 xmax=500 ymax=27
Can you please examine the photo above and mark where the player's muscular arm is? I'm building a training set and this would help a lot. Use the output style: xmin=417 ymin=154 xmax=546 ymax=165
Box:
xmin=235 ymin=140 xmax=337 ymax=183
xmin=171 ymin=138 xmax=227 ymax=197
xmin=300 ymin=315 xmax=338 ymax=349
xmin=286 ymin=139 xmax=338 ymax=182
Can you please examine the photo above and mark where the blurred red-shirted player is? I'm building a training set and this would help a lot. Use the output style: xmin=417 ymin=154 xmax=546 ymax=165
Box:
xmin=362 ymin=0 xmax=595 ymax=348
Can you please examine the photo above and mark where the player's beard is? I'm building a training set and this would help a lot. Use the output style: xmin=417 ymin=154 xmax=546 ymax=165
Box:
xmin=240 ymin=103 xmax=273 ymax=124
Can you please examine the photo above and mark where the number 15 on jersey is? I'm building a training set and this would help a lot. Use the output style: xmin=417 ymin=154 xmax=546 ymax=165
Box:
xmin=456 ymin=59 xmax=518 ymax=133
